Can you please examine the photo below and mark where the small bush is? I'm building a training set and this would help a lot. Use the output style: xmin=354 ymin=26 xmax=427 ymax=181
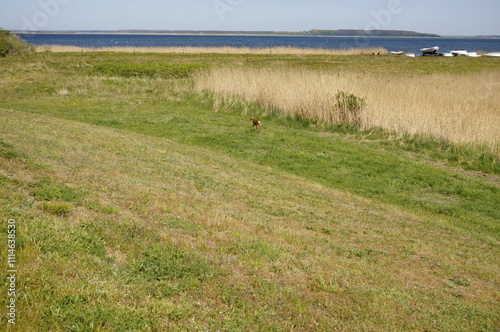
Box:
xmin=0 ymin=29 xmax=35 ymax=57
xmin=334 ymin=90 xmax=366 ymax=127
xmin=86 ymin=62 xmax=209 ymax=79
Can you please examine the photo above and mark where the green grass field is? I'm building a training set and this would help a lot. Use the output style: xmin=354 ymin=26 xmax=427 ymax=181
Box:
xmin=0 ymin=51 xmax=499 ymax=331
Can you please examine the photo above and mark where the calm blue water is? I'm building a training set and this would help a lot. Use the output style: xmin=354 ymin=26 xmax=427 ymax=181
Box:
xmin=17 ymin=33 xmax=500 ymax=54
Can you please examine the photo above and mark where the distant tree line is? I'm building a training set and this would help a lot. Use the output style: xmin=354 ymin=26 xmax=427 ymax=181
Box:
xmin=307 ymin=29 xmax=440 ymax=37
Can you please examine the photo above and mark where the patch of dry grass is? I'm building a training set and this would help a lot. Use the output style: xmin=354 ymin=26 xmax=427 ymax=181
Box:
xmin=195 ymin=67 xmax=500 ymax=154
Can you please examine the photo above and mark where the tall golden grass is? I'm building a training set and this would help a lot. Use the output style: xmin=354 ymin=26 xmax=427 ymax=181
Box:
xmin=36 ymin=44 xmax=387 ymax=55
xmin=195 ymin=67 xmax=500 ymax=154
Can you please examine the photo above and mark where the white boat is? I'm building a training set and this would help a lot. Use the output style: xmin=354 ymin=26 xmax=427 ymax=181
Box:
xmin=405 ymin=53 xmax=416 ymax=57
xmin=390 ymin=51 xmax=404 ymax=55
xmin=484 ymin=52 xmax=500 ymax=57
xmin=420 ymin=46 xmax=439 ymax=54
xmin=466 ymin=52 xmax=480 ymax=57
xmin=442 ymin=52 xmax=453 ymax=57
xmin=451 ymin=50 xmax=468 ymax=56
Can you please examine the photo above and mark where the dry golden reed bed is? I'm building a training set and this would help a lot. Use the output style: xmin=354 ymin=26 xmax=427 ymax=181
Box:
xmin=36 ymin=44 xmax=387 ymax=55
xmin=195 ymin=67 xmax=500 ymax=154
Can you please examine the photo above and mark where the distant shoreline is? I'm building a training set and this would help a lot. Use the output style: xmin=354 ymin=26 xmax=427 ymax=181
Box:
xmin=13 ymin=30 xmax=500 ymax=39
xmin=12 ymin=29 xmax=438 ymax=37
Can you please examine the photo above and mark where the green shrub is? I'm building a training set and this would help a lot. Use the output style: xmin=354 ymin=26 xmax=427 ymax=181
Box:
xmin=86 ymin=62 xmax=209 ymax=79
xmin=335 ymin=90 xmax=366 ymax=127
xmin=0 ymin=29 xmax=35 ymax=57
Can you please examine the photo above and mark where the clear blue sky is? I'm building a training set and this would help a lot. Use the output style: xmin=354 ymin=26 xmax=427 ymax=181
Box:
xmin=1 ymin=0 xmax=499 ymax=36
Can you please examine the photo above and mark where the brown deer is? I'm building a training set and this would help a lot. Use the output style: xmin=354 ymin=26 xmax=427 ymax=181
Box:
xmin=250 ymin=115 xmax=262 ymax=132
